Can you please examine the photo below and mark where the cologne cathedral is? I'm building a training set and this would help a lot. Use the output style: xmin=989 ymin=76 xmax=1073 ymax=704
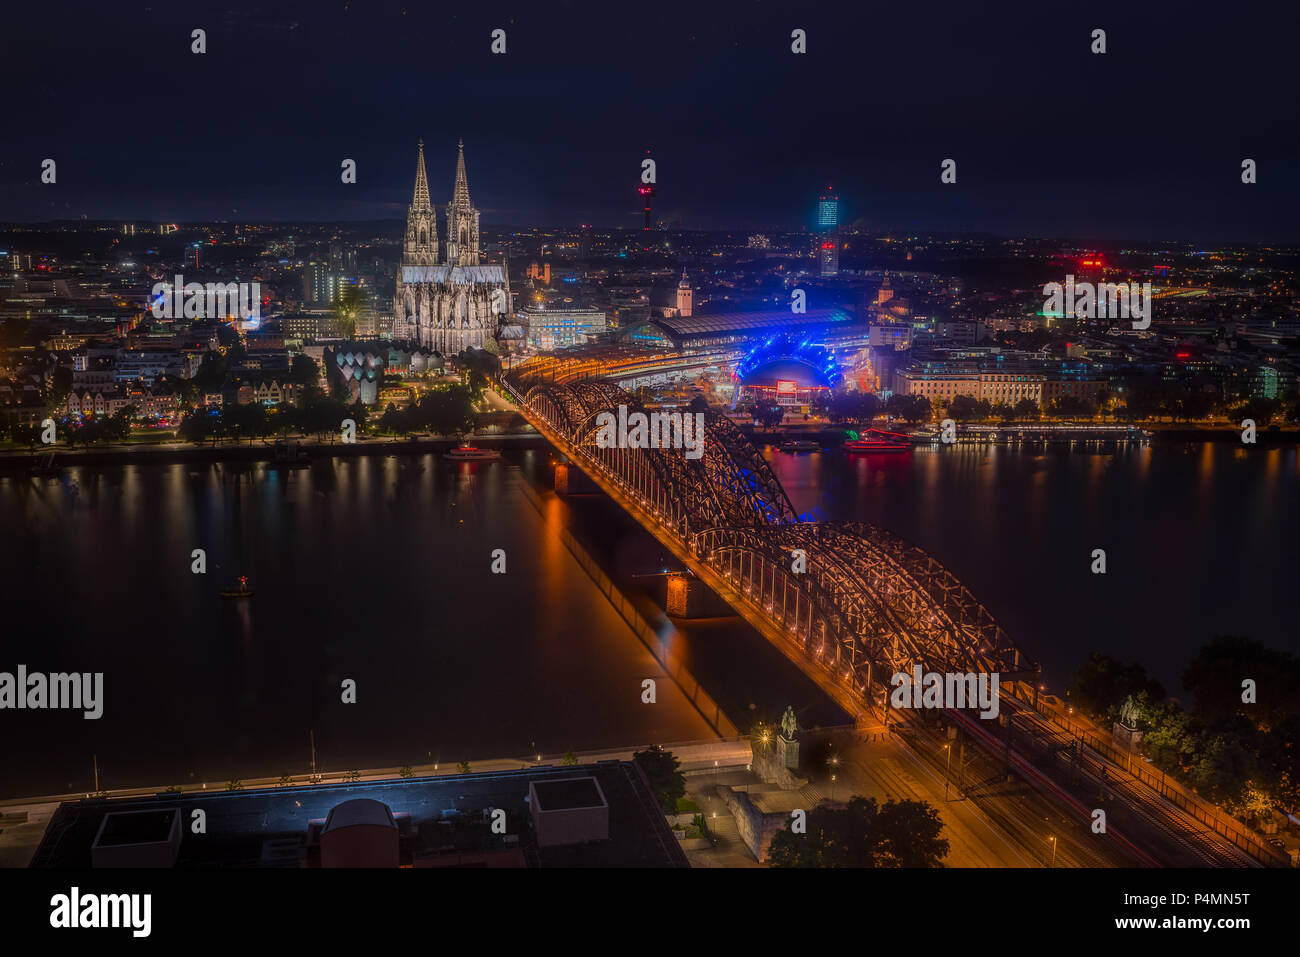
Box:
xmin=391 ymin=140 xmax=510 ymax=353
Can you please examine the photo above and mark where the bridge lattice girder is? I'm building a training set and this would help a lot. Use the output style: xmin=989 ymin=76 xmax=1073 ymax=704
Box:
xmin=522 ymin=379 xmax=798 ymax=537
xmin=691 ymin=523 xmax=1025 ymax=690
xmin=505 ymin=371 xmax=1036 ymax=698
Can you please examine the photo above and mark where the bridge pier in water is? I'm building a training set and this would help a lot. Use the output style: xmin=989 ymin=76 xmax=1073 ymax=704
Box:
xmin=554 ymin=462 xmax=572 ymax=494
xmin=666 ymin=572 xmax=705 ymax=618
xmin=553 ymin=461 xmax=597 ymax=495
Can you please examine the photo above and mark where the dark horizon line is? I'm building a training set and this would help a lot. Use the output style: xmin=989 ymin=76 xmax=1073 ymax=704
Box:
xmin=2 ymin=219 xmax=1296 ymax=252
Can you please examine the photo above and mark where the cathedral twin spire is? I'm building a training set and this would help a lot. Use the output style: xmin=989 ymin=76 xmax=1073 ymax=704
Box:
xmin=411 ymin=139 xmax=432 ymax=210
xmin=403 ymin=138 xmax=478 ymax=268
xmin=451 ymin=139 xmax=472 ymax=211
xmin=403 ymin=139 xmax=437 ymax=266
xmin=444 ymin=139 xmax=480 ymax=267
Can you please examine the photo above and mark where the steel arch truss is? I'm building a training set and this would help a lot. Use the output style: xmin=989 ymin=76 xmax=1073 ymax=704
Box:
xmin=691 ymin=522 xmax=1030 ymax=697
xmin=520 ymin=378 xmax=798 ymax=537
xmin=505 ymin=370 xmax=1036 ymax=706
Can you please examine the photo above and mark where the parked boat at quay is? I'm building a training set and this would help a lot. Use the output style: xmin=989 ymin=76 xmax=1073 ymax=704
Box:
xmin=841 ymin=429 xmax=912 ymax=453
xmin=445 ymin=444 xmax=502 ymax=461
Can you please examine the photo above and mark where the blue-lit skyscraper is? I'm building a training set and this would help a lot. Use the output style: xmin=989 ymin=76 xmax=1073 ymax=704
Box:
xmin=818 ymin=193 xmax=839 ymax=230
xmin=818 ymin=189 xmax=839 ymax=277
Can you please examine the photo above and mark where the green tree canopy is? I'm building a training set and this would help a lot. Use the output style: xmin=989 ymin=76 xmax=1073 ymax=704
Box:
xmin=1012 ymin=398 xmax=1040 ymax=420
xmin=290 ymin=353 xmax=320 ymax=385
xmin=46 ymin=365 xmax=74 ymax=409
xmin=828 ymin=391 xmax=880 ymax=425
xmin=767 ymin=796 xmax=948 ymax=868
xmin=1067 ymin=653 xmax=1166 ymax=722
xmin=333 ymin=284 xmax=366 ymax=340
xmin=885 ymin=393 xmax=932 ymax=424
xmin=632 ymin=745 xmax=685 ymax=813
xmin=1182 ymin=635 xmax=1300 ymax=730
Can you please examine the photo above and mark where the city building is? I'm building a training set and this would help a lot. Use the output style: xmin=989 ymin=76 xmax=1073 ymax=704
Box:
xmin=875 ymin=273 xmax=894 ymax=307
xmin=818 ymin=193 xmax=839 ymax=230
xmin=894 ymin=353 xmax=1105 ymax=407
xmin=733 ymin=335 xmax=841 ymax=412
xmin=115 ymin=349 xmax=186 ymax=384
xmin=283 ymin=310 xmax=334 ymax=342
xmin=818 ymin=190 xmax=839 ymax=277
xmin=302 ymin=264 xmax=348 ymax=307
xmin=521 ymin=308 xmax=608 ymax=351
xmin=66 ymin=382 xmax=179 ymax=419
xmin=392 ymin=140 xmax=511 ymax=354
xmin=869 ymin=324 xmax=913 ymax=350
xmin=323 ymin=341 xmax=389 ymax=405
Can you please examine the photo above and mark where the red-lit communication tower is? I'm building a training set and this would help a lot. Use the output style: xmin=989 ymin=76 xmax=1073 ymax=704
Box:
xmin=638 ymin=183 xmax=654 ymax=230
xmin=639 ymin=148 xmax=656 ymax=230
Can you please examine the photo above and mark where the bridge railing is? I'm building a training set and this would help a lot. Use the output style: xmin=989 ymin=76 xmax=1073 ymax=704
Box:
xmin=1024 ymin=692 xmax=1292 ymax=867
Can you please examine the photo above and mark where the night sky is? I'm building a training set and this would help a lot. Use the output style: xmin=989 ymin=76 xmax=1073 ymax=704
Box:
xmin=2 ymin=0 xmax=1297 ymax=242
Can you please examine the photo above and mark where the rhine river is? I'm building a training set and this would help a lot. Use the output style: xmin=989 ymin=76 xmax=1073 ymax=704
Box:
xmin=0 ymin=452 xmax=717 ymax=798
xmin=764 ymin=439 xmax=1299 ymax=695
xmin=1 ymin=440 xmax=1295 ymax=798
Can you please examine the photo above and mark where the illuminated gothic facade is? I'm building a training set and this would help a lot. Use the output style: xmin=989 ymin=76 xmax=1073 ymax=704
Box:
xmin=392 ymin=140 xmax=510 ymax=353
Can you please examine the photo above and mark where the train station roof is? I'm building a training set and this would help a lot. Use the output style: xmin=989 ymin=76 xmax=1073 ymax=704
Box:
xmin=645 ymin=308 xmax=859 ymax=347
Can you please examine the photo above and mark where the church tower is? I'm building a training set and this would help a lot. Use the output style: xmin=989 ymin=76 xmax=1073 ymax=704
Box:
xmin=444 ymin=140 xmax=481 ymax=266
xmin=676 ymin=268 xmax=693 ymax=317
xmin=402 ymin=139 xmax=438 ymax=266
xmin=876 ymin=271 xmax=894 ymax=307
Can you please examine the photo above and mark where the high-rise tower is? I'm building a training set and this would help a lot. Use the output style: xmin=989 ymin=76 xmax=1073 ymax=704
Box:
xmin=818 ymin=188 xmax=840 ymax=277
xmin=402 ymin=140 xmax=438 ymax=266
xmin=818 ymin=192 xmax=839 ymax=230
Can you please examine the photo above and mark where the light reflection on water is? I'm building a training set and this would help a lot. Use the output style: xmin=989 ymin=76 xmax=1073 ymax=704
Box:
xmin=0 ymin=452 xmax=714 ymax=798
xmin=763 ymin=441 xmax=1299 ymax=692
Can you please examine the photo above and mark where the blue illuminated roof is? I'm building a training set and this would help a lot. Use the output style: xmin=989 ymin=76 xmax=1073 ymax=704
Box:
xmin=735 ymin=334 xmax=842 ymax=387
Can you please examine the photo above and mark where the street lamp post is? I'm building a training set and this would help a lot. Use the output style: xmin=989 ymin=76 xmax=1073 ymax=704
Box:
xmin=1048 ymin=834 xmax=1057 ymax=867
xmin=943 ymin=743 xmax=952 ymax=801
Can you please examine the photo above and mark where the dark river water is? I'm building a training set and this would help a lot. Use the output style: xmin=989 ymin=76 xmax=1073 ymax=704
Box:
xmin=0 ymin=452 xmax=717 ymax=798
xmin=2 ymin=439 xmax=1295 ymax=798
xmin=763 ymin=439 xmax=1299 ymax=697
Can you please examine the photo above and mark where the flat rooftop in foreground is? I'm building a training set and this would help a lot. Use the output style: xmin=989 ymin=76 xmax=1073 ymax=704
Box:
xmin=28 ymin=762 xmax=686 ymax=869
